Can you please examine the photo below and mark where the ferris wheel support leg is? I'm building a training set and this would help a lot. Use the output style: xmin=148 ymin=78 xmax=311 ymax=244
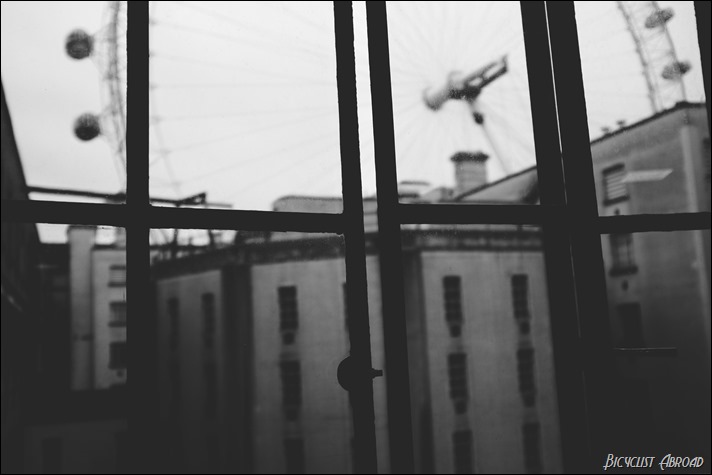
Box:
xmin=467 ymin=101 xmax=511 ymax=176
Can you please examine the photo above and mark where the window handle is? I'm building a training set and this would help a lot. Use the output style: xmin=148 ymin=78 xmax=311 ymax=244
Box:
xmin=337 ymin=356 xmax=383 ymax=392
xmin=611 ymin=347 xmax=678 ymax=356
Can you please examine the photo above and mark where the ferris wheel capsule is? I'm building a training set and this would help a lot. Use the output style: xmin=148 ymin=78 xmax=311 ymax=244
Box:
xmin=65 ymin=29 xmax=93 ymax=60
xmin=662 ymin=61 xmax=691 ymax=80
xmin=74 ymin=113 xmax=101 ymax=141
xmin=644 ymin=8 xmax=674 ymax=29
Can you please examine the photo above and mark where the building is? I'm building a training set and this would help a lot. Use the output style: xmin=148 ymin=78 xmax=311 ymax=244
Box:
xmin=151 ymin=152 xmax=564 ymax=474
xmin=460 ymin=101 xmax=711 ymax=458
xmin=147 ymin=102 xmax=710 ymax=473
xmin=152 ymin=225 xmax=563 ymax=474
xmin=68 ymin=226 xmax=128 ymax=390
xmin=592 ymin=103 xmax=710 ymax=457
xmin=38 ymin=101 xmax=708 ymax=472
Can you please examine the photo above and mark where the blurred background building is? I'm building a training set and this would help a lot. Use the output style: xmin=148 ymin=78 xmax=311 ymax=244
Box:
xmin=1 ymin=7 xmax=709 ymax=464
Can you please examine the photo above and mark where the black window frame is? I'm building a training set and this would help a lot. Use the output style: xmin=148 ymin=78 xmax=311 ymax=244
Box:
xmin=1 ymin=2 xmax=709 ymax=473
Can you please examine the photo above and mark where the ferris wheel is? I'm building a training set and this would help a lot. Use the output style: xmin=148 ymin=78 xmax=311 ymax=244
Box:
xmin=66 ymin=0 xmax=127 ymax=190
xmin=67 ymin=1 xmax=698 ymax=213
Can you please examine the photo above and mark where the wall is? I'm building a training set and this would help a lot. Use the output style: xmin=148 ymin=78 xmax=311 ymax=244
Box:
xmin=155 ymin=269 xmax=224 ymax=473
xmin=419 ymin=249 xmax=562 ymax=474
xmin=92 ymin=249 xmax=127 ymax=389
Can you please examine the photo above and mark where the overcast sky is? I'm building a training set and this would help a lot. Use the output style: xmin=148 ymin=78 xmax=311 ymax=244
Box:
xmin=1 ymin=1 xmax=706 ymax=242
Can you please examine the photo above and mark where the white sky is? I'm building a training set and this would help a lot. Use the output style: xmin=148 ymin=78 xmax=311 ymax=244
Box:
xmin=1 ymin=1 xmax=707 ymax=242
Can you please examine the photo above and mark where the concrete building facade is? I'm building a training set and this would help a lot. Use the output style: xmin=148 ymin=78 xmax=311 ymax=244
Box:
xmin=151 ymin=220 xmax=563 ymax=474
xmin=591 ymin=103 xmax=711 ymax=458
xmin=69 ymin=226 xmax=127 ymax=390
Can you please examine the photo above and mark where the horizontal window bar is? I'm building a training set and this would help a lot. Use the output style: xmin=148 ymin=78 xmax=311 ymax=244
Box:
xmin=144 ymin=206 xmax=344 ymax=233
xmin=8 ymin=200 xmax=706 ymax=235
xmin=1 ymin=200 xmax=128 ymax=227
xmin=1 ymin=200 xmax=344 ymax=233
xmin=398 ymin=204 xmax=566 ymax=225
xmin=597 ymin=213 xmax=711 ymax=234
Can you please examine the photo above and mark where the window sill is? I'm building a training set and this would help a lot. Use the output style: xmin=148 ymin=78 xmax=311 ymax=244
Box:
xmin=603 ymin=196 xmax=629 ymax=206
xmin=609 ymin=265 xmax=638 ymax=277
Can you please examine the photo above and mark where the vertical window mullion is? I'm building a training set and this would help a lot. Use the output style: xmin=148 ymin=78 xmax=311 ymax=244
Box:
xmin=333 ymin=2 xmax=378 ymax=473
xmin=126 ymin=2 xmax=153 ymax=472
xmin=365 ymin=2 xmax=415 ymax=473
xmin=519 ymin=3 xmax=590 ymax=471
xmin=546 ymin=2 xmax=616 ymax=470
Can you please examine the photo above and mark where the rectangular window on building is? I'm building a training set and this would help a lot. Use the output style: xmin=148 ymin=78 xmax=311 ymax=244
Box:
xmin=284 ymin=437 xmax=305 ymax=474
xmin=204 ymin=361 xmax=217 ymax=419
xmin=443 ymin=276 xmax=463 ymax=337
xmin=618 ymin=303 xmax=645 ymax=347
xmin=41 ymin=437 xmax=62 ymax=474
xmin=522 ymin=422 xmax=543 ymax=473
xmin=452 ymin=430 xmax=473 ymax=474
xmin=511 ymin=274 xmax=531 ymax=335
xmin=109 ymin=301 xmax=127 ymax=327
xmin=609 ymin=233 xmax=636 ymax=274
xmin=603 ymin=164 xmax=628 ymax=203
xmin=108 ymin=264 xmax=126 ymax=285
xmin=517 ymin=347 xmax=536 ymax=407
xmin=202 ymin=293 xmax=216 ymax=350
xmin=168 ymin=297 xmax=179 ymax=351
xmin=109 ymin=341 xmax=127 ymax=370
xmin=278 ymin=286 xmax=298 ymax=344
xmin=447 ymin=352 xmax=468 ymax=413
xmin=280 ymin=360 xmax=302 ymax=421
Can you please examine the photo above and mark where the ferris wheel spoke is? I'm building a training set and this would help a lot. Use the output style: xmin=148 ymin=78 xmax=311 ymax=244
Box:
xmin=182 ymin=132 xmax=339 ymax=185
xmin=156 ymin=19 xmax=332 ymax=68
xmin=393 ymin=4 xmax=448 ymax=73
xmin=150 ymin=52 xmax=332 ymax=84
xmin=161 ymin=105 xmax=336 ymax=123
xmin=221 ymin=139 xmax=341 ymax=201
xmin=165 ymin=109 xmax=336 ymax=154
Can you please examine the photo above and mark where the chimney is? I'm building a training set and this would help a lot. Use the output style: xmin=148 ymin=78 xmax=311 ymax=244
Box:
xmin=451 ymin=151 xmax=489 ymax=196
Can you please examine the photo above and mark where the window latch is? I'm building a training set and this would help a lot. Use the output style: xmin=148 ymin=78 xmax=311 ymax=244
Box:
xmin=337 ymin=356 xmax=383 ymax=392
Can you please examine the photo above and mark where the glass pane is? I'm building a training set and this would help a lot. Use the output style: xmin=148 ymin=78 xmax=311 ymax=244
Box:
xmin=383 ymin=2 xmax=539 ymax=205
xmin=1 ymin=2 xmax=127 ymax=203
xmin=600 ymin=230 xmax=710 ymax=456
xmin=148 ymin=2 xmax=344 ymax=212
xmin=575 ymin=1 xmax=709 ymax=215
xmin=150 ymin=229 xmax=357 ymax=473
xmin=1 ymin=223 xmax=128 ymax=473
xmin=372 ymin=225 xmax=564 ymax=473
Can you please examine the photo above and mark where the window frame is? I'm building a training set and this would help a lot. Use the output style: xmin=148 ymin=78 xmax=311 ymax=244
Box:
xmin=1 ymin=1 xmax=709 ymax=473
